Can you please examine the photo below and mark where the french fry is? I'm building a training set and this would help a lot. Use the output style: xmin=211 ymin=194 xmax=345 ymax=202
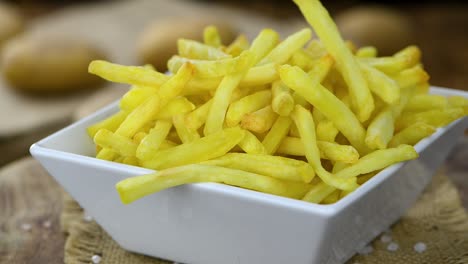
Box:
xmin=262 ymin=116 xmax=292 ymax=154
xmin=293 ymin=0 xmax=374 ymax=122
xmin=241 ymin=106 xmax=278 ymax=134
xmin=306 ymin=40 xmax=327 ymax=58
xmin=365 ymin=110 xmax=394 ymax=150
xmin=178 ymin=39 xmax=230 ymax=60
xmin=279 ymin=65 xmax=369 ymax=154
xmin=289 ymin=49 xmax=317 ymax=71
xmin=136 ymin=120 xmax=172 ymax=161
xmin=358 ymin=46 xmax=421 ymax=74
xmin=225 ymin=34 xmax=249 ymax=56
xmin=203 ymin=153 xmax=315 ymax=183
xmin=167 ymin=54 xmax=247 ymax=78
xmin=203 ymin=25 xmax=222 ymax=47
xmin=302 ymin=182 xmax=336 ymax=203
xmin=160 ymin=140 xmax=177 ymax=150
xmin=226 ymin=90 xmax=272 ymax=127
xmin=271 ymin=81 xmax=294 ymax=116
xmin=292 ymin=105 xmax=358 ymax=190
xmin=89 ymin=60 xmax=169 ymax=87
xmin=260 ymin=28 xmax=312 ymax=65
xmin=392 ymin=65 xmax=429 ymax=89
xmin=173 ymin=114 xmax=200 ymax=143
xmin=237 ymin=130 xmax=267 ymax=154
xmin=141 ymin=127 xmax=245 ymax=170
xmin=154 ymin=97 xmax=196 ymax=120
xmin=96 ymin=148 xmax=117 ymax=161
xmin=356 ymin=46 xmax=377 ymax=58
xmin=94 ymin=129 xmax=138 ymax=157
xmin=87 ymin=111 xmax=127 ymax=138
xmin=321 ymin=190 xmax=340 ymax=204
xmin=404 ymin=94 xmax=448 ymax=112
xmin=448 ymin=96 xmax=468 ymax=108
xmin=120 ymin=86 xmax=156 ymax=111
xmin=122 ymin=156 xmax=139 ymax=166
xmin=185 ymin=99 xmax=213 ymax=130
xmin=116 ymin=164 xmax=312 ymax=204
xmin=395 ymin=107 xmax=465 ymax=131
xmin=133 ymin=132 xmax=147 ymax=144
xmin=359 ymin=62 xmax=400 ymax=104
xmin=389 ymin=122 xmax=436 ymax=147
xmin=335 ymin=145 xmax=418 ymax=179
xmin=316 ymin=120 xmax=339 ymax=142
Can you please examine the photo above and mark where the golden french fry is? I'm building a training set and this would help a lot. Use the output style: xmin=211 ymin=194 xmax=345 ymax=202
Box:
xmin=271 ymin=81 xmax=294 ymax=116
xmin=178 ymin=39 xmax=230 ymax=60
xmin=260 ymin=28 xmax=312 ymax=65
xmin=359 ymin=62 xmax=400 ymax=104
xmin=448 ymin=96 xmax=468 ymax=108
xmin=203 ymin=153 xmax=314 ymax=183
xmin=96 ymin=148 xmax=117 ymax=161
xmin=237 ymin=130 xmax=267 ymax=154
xmin=302 ymin=182 xmax=336 ymax=203
xmin=89 ymin=60 xmax=169 ymax=87
xmin=142 ymin=127 xmax=245 ymax=170
xmin=155 ymin=97 xmax=196 ymax=120
xmin=389 ymin=122 xmax=436 ymax=147
xmin=167 ymin=54 xmax=245 ymax=78
xmin=365 ymin=110 xmax=394 ymax=150
xmin=136 ymin=120 xmax=172 ymax=161
xmin=359 ymin=46 xmax=421 ymax=74
xmin=356 ymin=46 xmax=377 ymax=58
xmin=122 ymin=156 xmax=139 ymax=166
xmin=225 ymin=34 xmax=250 ymax=56
xmin=392 ymin=65 xmax=429 ymax=89
xmin=87 ymin=111 xmax=127 ymax=138
xmin=160 ymin=139 xmax=177 ymax=150
xmin=306 ymin=40 xmax=327 ymax=58
xmin=321 ymin=190 xmax=340 ymax=204
xmin=404 ymin=94 xmax=448 ymax=112
xmin=185 ymin=99 xmax=212 ymax=130
xmin=289 ymin=49 xmax=317 ymax=71
xmin=173 ymin=114 xmax=200 ymax=143
xmin=120 ymin=86 xmax=156 ymax=111
xmin=94 ymin=129 xmax=137 ymax=157
xmin=249 ymin=29 xmax=280 ymax=62
xmin=262 ymin=116 xmax=292 ymax=154
xmin=241 ymin=106 xmax=278 ymax=134
xmin=226 ymin=90 xmax=272 ymax=127
xmin=316 ymin=120 xmax=339 ymax=142
xmin=133 ymin=132 xmax=147 ymax=144
xmin=335 ymin=145 xmax=418 ymax=179
xmin=279 ymin=65 xmax=369 ymax=154
xmin=293 ymin=0 xmax=374 ymax=122
xmin=116 ymin=164 xmax=312 ymax=204
xmin=203 ymin=25 xmax=222 ymax=47
xmin=395 ymin=107 xmax=465 ymax=131
xmin=115 ymin=95 xmax=161 ymax=138
xmin=332 ymin=161 xmax=348 ymax=173
xmin=291 ymin=105 xmax=358 ymax=190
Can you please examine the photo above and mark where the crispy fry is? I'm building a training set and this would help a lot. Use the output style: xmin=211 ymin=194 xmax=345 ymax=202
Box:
xmin=136 ymin=120 xmax=172 ymax=160
xmin=87 ymin=111 xmax=127 ymax=138
xmin=280 ymin=65 xmax=369 ymax=154
xmin=321 ymin=190 xmax=340 ymax=204
xmin=365 ymin=110 xmax=394 ymax=150
xmin=389 ymin=122 xmax=436 ymax=147
xmin=395 ymin=107 xmax=465 ymax=131
xmin=359 ymin=46 xmax=421 ymax=74
xmin=225 ymin=34 xmax=249 ymax=56
xmin=289 ymin=49 xmax=317 ymax=71
xmin=316 ymin=120 xmax=339 ymax=142
xmin=203 ymin=153 xmax=314 ymax=183
xmin=356 ymin=46 xmax=377 ymax=58
xmin=116 ymin=164 xmax=312 ymax=204
xmin=122 ymin=156 xmax=139 ymax=166
xmin=133 ymin=132 xmax=147 ymax=144
xmin=302 ymin=182 xmax=336 ymax=203
xmin=185 ymin=99 xmax=212 ymax=130
xmin=120 ymin=86 xmax=156 ymax=111
xmin=141 ymin=127 xmax=245 ymax=170
xmin=335 ymin=145 xmax=418 ymax=179
xmin=262 ymin=116 xmax=292 ymax=154
xmin=260 ymin=28 xmax=312 ymax=65
xmin=404 ymin=94 xmax=448 ymax=112
xmin=94 ymin=129 xmax=138 ymax=157
xmin=241 ymin=106 xmax=278 ymax=134
xmin=160 ymin=140 xmax=177 ymax=150
xmin=237 ymin=130 xmax=267 ymax=154
xmin=292 ymin=105 xmax=358 ymax=190
xmin=226 ymin=90 xmax=272 ymax=127
xmin=271 ymin=81 xmax=294 ymax=116
xmin=173 ymin=114 xmax=200 ymax=143
xmin=392 ymin=65 xmax=429 ymax=89
xmin=359 ymin=62 xmax=400 ymax=104
xmin=89 ymin=60 xmax=169 ymax=87
xmin=293 ymin=0 xmax=374 ymax=122
xmin=448 ymin=96 xmax=468 ymax=108
xmin=155 ymin=97 xmax=196 ymax=120
xmin=178 ymin=39 xmax=230 ymax=60
xmin=203 ymin=25 xmax=222 ymax=47
xmin=96 ymin=148 xmax=117 ymax=161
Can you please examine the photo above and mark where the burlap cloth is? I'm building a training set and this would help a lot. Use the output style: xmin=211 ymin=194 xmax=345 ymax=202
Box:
xmin=61 ymin=170 xmax=468 ymax=264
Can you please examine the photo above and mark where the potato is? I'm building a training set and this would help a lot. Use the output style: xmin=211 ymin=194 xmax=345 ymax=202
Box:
xmin=1 ymin=36 xmax=107 ymax=93
xmin=136 ymin=17 xmax=238 ymax=72
xmin=0 ymin=3 xmax=24 ymax=49
xmin=335 ymin=6 xmax=413 ymax=56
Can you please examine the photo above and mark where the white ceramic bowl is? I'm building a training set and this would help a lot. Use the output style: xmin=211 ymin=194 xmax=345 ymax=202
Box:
xmin=31 ymin=87 xmax=468 ymax=264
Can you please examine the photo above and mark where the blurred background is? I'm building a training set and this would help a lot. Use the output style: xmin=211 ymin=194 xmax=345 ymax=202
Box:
xmin=0 ymin=0 xmax=467 ymax=195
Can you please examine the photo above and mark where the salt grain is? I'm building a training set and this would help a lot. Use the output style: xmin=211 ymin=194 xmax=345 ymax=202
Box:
xmin=42 ymin=220 xmax=52 ymax=229
xmin=91 ymin=254 xmax=101 ymax=264
xmin=387 ymin=242 xmax=399 ymax=252
xmin=21 ymin=223 xmax=32 ymax=231
xmin=380 ymin=234 xmax=392 ymax=243
xmin=357 ymin=245 xmax=373 ymax=255
xmin=414 ymin=242 xmax=427 ymax=253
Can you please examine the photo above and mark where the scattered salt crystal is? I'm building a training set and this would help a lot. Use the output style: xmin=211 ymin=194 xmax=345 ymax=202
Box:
xmin=387 ymin=242 xmax=399 ymax=252
xmin=414 ymin=242 xmax=427 ymax=253
xmin=83 ymin=214 xmax=93 ymax=222
xmin=380 ymin=234 xmax=392 ymax=243
xmin=91 ymin=254 xmax=101 ymax=264
xmin=21 ymin=223 xmax=32 ymax=231
xmin=357 ymin=245 xmax=373 ymax=255
xmin=42 ymin=220 xmax=52 ymax=229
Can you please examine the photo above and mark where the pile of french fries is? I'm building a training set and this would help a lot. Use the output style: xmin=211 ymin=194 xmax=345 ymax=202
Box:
xmin=87 ymin=0 xmax=468 ymax=205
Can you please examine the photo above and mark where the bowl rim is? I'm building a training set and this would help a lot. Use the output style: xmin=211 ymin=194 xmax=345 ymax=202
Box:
xmin=30 ymin=86 xmax=468 ymax=216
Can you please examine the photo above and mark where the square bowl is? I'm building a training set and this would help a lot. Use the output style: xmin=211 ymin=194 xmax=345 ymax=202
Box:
xmin=31 ymin=87 xmax=468 ymax=264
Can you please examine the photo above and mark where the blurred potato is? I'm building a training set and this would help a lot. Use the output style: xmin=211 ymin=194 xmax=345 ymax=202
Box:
xmin=336 ymin=6 xmax=413 ymax=56
xmin=0 ymin=3 xmax=24 ymax=49
xmin=1 ymin=36 xmax=107 ymax=94
xmin=136 ymin=17 xmax=238 ymax=72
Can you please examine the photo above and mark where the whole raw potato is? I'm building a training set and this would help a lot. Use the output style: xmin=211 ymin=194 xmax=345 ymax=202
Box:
xmin=1 ymin=36 xmax=107 ymax=93
xmin=137 ymin=17 xmax=238 ymax=72
xmin=336 ymin=6 xmax=413 ymax=56
xmin=0 ymin=3 xmax=24 ymax=49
